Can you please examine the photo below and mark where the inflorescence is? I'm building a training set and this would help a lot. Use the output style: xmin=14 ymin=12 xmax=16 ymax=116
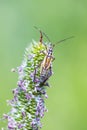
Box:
xmin=2 ymin=41 xmax=53 ymax=130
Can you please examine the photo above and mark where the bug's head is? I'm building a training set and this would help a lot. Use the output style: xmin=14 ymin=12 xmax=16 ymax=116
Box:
xmin=47 ymin=43 xmax=53 ymax=53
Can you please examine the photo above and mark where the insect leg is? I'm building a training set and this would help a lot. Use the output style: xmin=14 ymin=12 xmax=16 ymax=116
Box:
xmin=34 ymin=26 xmax=43 ymax=43
xmin=39 ymin=30 xmax=43 ymax=43
xmin=40 ymin=66 xmax=52 ymax=86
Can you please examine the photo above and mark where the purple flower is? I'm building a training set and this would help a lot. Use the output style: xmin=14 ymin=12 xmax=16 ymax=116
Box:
xmin=36 ymin=86 xmax=42 ymax=91
xmin=31 ymin=119 xmax=38 ymax=129
xmin=17 ymin=80 xmax=23 ymax=87
xmin=18 ymin=123 xmax=23 ymax=129
xmin=34 ymin=78 xmax=39 ymax=83
xmin=8 ymin=117 xmax=16 ymax=129
xmin=14 ymin=95 xmax=18 ymax=101
xmin=22 ymin=111 xmax=26 ymax=117
xmin=12 ymin=88 xmax=18 ymax=95
xmin=36 ymin=98 xmax=45 ymax=118
xmin=25 ymin=93 xmax=32 ymax=100
xmin=30 ymin=72 xmax=35 ymax=81
xmin=17 ymin=80 xmax=27 ymax=92
xmin=17 ymin=66 xmax=23 ymax=73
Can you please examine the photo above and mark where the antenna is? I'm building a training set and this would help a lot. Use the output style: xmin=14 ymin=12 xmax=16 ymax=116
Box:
xmin=34 ymin=26 xmax=51 ymax=42
xmin=42 ymin=32 xmax=51 ymax=42
xmin=53 ymin=36 xmax=75 ymax=47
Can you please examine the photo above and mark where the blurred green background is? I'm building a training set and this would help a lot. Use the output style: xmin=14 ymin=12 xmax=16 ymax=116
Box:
xmin=0 ymin=0 xmax=87 ymax=130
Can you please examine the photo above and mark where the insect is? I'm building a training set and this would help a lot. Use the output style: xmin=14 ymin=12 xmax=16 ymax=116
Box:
xmin=34 ymin=26 xmax=74 ymax=74
xmin=33 ymin=27 xmax=74 ymax=89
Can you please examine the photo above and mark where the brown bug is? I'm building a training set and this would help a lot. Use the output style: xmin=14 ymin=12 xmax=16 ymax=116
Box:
xmin=33 ymin=26 xmax=74 ymax=88
xmin=34 ymin=26 xmax=74 ymax=74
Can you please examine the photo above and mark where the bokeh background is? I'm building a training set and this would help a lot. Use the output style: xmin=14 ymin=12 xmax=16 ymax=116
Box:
xmin=0 ymin=0 xmax=87 ymax=130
